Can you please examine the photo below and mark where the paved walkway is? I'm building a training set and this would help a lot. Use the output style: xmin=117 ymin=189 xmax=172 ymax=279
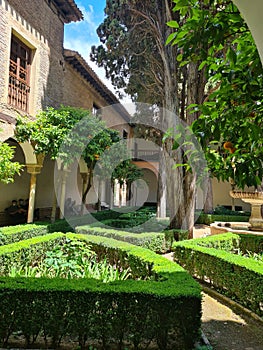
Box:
xmin=201 ymin=292 xmax=263 ymax=350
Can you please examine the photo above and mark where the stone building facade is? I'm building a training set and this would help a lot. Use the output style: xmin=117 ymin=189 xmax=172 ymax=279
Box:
xmin=0 ymin=0 xmax=131 ymax=225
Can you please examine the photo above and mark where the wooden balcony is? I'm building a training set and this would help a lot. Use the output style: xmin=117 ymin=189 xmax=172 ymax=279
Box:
xmin=131 ymin=149 xmax=160 ymax=161
xmin=8 ymin=60 xmax=30 ymax=112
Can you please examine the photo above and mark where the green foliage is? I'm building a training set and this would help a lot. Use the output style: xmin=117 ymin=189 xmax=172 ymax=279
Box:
xmin=173 ymin=233 xmax=263 ymax=316
xmin=112 ymin=158 xmax=143 ymax=187
xmin=75 ymin=225 xmax=170 ymax=253
xmin=196 ymin=213 xmax=249 ymax=225
xmin=0 ymin=232 xmax=201 ymax=349
xmin=212 ymin=205 xmax=250 ymax=216
xmin=7 ymin=238 xmax=132 ymax=282
xmin=0 ymin=141 xmax=23 ymax=184
xmin=91 ymin=0 xmax=173 ymax=103
xmin=0 ymin=223 xmax=49 ymax=246
xmin=15 ymin=106 xmax=107 ymax=165
xmin=169 ymin=1 xmax=263 ymax=189
xmin=94 ymin=138 xmax=143 ymax=188
xmin=238 ymin=233 xmax=263 ymax=254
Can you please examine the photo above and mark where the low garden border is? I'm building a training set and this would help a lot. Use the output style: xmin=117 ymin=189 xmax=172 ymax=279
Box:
xmin=173 ymin=233 xmax=263 ymax=317
xmin=196 ymin=213 xmax=249 ymax=225
xmin=0 ymin=232 xmax=201 ymax=349
xmin=0 ymin=223 xmax=49 ymax=246
xmin=75 ymin=225 xmax=188 ymax=252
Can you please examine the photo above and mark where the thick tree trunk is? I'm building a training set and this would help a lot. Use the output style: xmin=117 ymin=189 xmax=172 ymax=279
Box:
xmin=162 ymin=59 xmax=206 ymax=238
xmin=81 ymin=170 xmax=93 ymax=215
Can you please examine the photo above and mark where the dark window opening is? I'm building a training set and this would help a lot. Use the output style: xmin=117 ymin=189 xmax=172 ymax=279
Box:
xmin=123 ymin=129 xmax=128 ymax=139
xmin=8 ymin=35 xmax=31 ymax=112
xmin=92 ymin=104 xmax=100 ymax=116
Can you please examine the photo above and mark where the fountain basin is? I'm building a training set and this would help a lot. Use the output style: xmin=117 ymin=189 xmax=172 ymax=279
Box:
xmin=210 ymin=221 xmax=263 ymax=236
xmin=230 ymin=191 xmax=263 ymax=231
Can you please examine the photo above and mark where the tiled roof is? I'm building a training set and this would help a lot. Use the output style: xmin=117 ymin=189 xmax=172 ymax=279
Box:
xmin=53 ymin=0 xmax=83 ymax=23
xmin=64 ymin=49 xmax=130 ymax=121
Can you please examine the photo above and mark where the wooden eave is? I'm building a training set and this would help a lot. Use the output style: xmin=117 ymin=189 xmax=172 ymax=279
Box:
xmin=53 ymin=0 xmax=83 ymax=23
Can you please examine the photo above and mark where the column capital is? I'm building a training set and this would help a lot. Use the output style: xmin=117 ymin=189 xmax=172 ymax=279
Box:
xmin=26 ymin=164 xmax=43 ymax=175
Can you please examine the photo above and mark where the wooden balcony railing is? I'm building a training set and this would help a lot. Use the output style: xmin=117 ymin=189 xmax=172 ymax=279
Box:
xmin=131 ymin=149 xmax=160 ymax=161
xmin=8 ymin=60 xmax=30 ymax=112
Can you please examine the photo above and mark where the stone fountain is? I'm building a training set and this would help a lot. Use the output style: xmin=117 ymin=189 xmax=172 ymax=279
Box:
xmin=230 ymin=190 xmax=263 ymax=231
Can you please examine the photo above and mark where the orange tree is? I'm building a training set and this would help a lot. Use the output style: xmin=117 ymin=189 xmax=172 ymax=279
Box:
xmin=15 ymin=106 xmax=120 ymax=210
xmin=169 ymin=0 xmax=263 ymax=190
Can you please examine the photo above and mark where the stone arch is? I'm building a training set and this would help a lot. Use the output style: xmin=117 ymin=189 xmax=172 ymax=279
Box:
xmin=19 ymin=141 xmax=37 ymax=164
xmin=140 ymin=167 xmax=158 ymax=204
xmin=0 ymin=138 xmax=30 ymax=212
xmin=132 ymin=160 xmax=159 ymax=178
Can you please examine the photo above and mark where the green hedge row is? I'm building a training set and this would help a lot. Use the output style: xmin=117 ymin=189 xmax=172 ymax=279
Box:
xmin=75 ymin=225 xmax=181 ymax=252
xmin=238 ymin=234 xmax=263 ymax=254
xmin=0 ymin=233 xmax=201 ymax=349
xmin=190 ymin=232 xmax=263 ymax=254
xmin=0 ymin=223 xmax=50 ymax=246
xmin=196 ymin=213 xmax=249 ymax=225
xmin=0 ymin=233 xmax=65 ymax=274
xmin=99 ymin=217 xmax=169 ymax=232
xmin=173 ymin=233 xmax=263 ymax=317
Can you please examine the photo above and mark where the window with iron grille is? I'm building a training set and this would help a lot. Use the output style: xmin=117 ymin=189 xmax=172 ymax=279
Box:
xmin=8 ymin=35 xmax=31 ymax=112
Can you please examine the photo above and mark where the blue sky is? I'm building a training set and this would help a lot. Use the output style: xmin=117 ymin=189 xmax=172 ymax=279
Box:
xmin=64 ymin=1 xmax=115 ymax=94
xmin=64 ymin=0 xmax=105 ymax=56
xmin=64 ymin=0 xmax=133 ymax=106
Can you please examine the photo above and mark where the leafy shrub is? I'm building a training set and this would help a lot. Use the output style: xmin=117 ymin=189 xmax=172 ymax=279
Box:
xmin=0 ymin=224 xmax=49 ymax=245
xmin=196 ymin=213 xmax=249 ymax=225
xmin=7 ymin=238 xmax=131 ymax=282
xmin=173 ymin=233 xmax=263 ymax=316
xmin=0 ymin=233 xmax=201 ymax=349
xmin=75 ymin=225 xmax=172 ymax=252
xmin=213 ymin=205 xmax=250 ymax=216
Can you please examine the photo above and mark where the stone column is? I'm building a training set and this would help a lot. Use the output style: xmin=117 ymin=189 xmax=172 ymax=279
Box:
xmin=26 ymin=164 xmax=42 ymax=223
xmin=59 ymin=168 xmax=70 ymax=219
xmin=121 ymin=181 xmax=127 ymax=207
xmin=114 ymin=179 xmax=120 ymax=207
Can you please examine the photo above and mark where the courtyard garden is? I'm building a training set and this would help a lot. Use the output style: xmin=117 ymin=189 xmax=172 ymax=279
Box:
xmin=0 ymin=205 xmax=262 ymax=349
xmin=0 ymin=215 xmax=201 ymax=349
xmin=0 ymin=1 xmax=263 ymax=349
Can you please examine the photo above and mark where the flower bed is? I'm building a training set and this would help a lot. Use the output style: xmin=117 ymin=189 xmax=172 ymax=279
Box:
xmin=0 ymin=232 xmax=201 ymax=349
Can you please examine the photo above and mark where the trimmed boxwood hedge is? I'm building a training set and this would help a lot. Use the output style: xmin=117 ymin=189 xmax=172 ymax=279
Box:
xmin=0 ymin=223 xmax=50 ymax=246
xmin=0 ymin=233 xmax=201 ymax=349
xmin=173 ymin=233 xmax=263 ymax=317
xmin=76 ymin=225 xmax=173 ymax=252
xmin=195 ymin=213 xmax=249 ymax=225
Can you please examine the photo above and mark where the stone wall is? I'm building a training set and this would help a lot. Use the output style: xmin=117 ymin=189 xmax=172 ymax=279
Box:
xmin=62 ymin=62 xmax=131 ymax=135
xmin=0 ymin=0 xmax=65 ymax=117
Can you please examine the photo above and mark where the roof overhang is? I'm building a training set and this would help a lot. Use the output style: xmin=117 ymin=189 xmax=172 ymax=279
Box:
xmin=53 ymin=0 xmax=83 ymax=23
